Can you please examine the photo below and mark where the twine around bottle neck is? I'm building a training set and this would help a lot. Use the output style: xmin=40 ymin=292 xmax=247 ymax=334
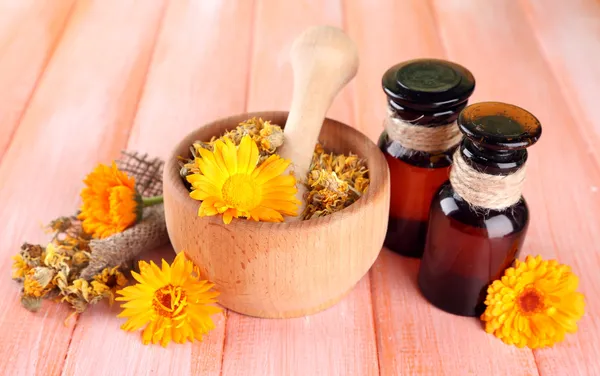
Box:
xmin=449 ymin=150 xmax=527 ymax=211
xmin=384 ymin=105 xmax=463 ymax=154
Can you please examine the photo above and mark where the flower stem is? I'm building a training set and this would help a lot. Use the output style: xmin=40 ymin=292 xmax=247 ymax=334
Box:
xmin=142 ymin=195 xmax=164 ymax=207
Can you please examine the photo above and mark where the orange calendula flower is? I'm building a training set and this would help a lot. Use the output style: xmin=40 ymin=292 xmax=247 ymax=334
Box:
xmin=116 ymin=252 xmax=221 ymax=347
xmin=78 ymin=162 xmax=142 ymax=239
xmin=187 ymin=135 xmax=300 ymax=224
xmin=481 ymin=255 xmax=585 ymax=349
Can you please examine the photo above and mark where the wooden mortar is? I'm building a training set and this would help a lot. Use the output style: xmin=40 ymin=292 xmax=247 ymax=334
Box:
xmin=163 ymin=112 xmax=390 ymax=318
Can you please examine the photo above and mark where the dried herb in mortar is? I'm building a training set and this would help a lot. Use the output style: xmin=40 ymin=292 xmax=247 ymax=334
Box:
xmin=179 ymin=117 xmax=370 ymax=221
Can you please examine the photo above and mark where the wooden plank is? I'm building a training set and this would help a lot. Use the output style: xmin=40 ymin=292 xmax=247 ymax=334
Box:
xmin=345 ymin=0 xmax=446 ymax=142
xmin=0 ymin=0 xmax=74 ymax=160
xmin=0 ymin=1 xmax=166 ymax=375
xmin=222 ymin=279 xmax=377 ymax=376
xmin=345 ymin=1 xmax=540 ymax=374
xmin=521 ymin=0 xmax=600 ymax=163
xmin=246 ymin=0 xmax=354 ymax=127
xmin=0 ymin=0 xmax=41 ymax=46
xmin=431 ymin=0 xmax=600 ymax=375
xmin=62 ymin=1 xmax=254 ymax=375
xmin=220 ymin=1 xmax=378 ymax=375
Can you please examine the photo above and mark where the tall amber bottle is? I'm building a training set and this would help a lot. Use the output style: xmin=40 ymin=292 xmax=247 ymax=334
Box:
xmin=378 ymin=59 xmax=475 ymax=258
xmin=418 ymin=102 xmax=542 ymax=317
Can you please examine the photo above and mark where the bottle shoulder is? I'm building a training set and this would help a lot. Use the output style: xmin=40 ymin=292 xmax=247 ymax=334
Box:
xmin=431 ymin=182 xmax=529 ymax=235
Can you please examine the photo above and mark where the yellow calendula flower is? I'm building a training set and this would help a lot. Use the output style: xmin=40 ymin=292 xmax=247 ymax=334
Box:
xmin=187 ymin=135 xmax=300 ymax=224
xmin=116 ymin=252 xmax=222 ymax=347
xmin=78 ymin=162 xmax=141 ymax=239
xmin=481 ymin=255 xmax=585 ymax=349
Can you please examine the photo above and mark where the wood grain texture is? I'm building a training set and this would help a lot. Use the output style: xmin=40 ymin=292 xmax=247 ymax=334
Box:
xmin=222 ymin=278 xmax=377 ymax=376
xmin=0 ymin=1 xmax=598 ymax=375
xmin=345 ymin=0 xmax=446 ymax=142
xmin=0 ymin=0 xmax=74 ymax=159
xmin=278 ymin=26 xmax=359 ymax=217
xmin=163 ymin=111 xmax=389 ymax=318
xmin=219 ymin=1 xmax=379 ymax=374
xmin=371 ymin=252 xmax=538 ymax=376
xmin=0 ymin=1 xmax=166 ymax=375
xmin=246 ymin=0 xmax=355 ymax=127
xmin=521 ymin=0 xmax=600 ymax=164
xmin=345 ymin=1 xmax=539 ymax=374
xmin=63 ymin=1 xmax=254 ymax=374
xmin=432 ymin=0 xmax=600 ymax=375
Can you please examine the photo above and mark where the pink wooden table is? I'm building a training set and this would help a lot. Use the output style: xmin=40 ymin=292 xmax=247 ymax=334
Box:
xmin=1 ymin=1 xmax=599 ymax=375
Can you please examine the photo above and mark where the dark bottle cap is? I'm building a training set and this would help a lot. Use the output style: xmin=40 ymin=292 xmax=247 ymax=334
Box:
xmin=382 ymin=59 xmax=475 ymax=112
xmin=458 ymin=102 xmax=542 ymax=150
xmin=458 ymin=102 xmax=542 ymax=173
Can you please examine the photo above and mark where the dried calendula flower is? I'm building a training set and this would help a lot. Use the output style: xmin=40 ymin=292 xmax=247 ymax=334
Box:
xmin=23 ymin=267 xmax=55 ymax=299
xmin=44 ymin=243 xmax=69 ymax=267
xmin=62 ymin=266 xmax=127 ymax=313
xmin=92 ymin=266 xmax=128 ymax=304
xmin=302 ymin=144 xmax=370 ymax=219
xmin=19 ymin=243 xmax=46 ymax=267
xmin=181 ymin=117 xmax=285 ymax=177
xmin=11 ymin=254 xmax=31 ymax=282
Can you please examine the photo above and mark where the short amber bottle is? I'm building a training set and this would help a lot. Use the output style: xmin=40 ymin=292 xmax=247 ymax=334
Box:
xmin=418 ymin=102 xmax=542 ymax=317
xmin=378 ymin=59 xmax=475 ymax=258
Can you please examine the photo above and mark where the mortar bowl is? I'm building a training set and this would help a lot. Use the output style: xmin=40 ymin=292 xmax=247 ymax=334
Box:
xmin=163 ymin=111 xmax=390 ymax=318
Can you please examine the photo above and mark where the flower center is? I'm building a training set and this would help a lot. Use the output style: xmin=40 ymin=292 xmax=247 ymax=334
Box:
xmin=517 ymin=287 xmax=545 ymax=315
xmin=152 ymin=284 xmax=187 ymax=319
xmin=221 ymin=174 xmax=261 ymax=212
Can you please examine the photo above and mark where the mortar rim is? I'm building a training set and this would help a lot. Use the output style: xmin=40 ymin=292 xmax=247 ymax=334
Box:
xmin=165 ymin=111 xmax=388 ymax=231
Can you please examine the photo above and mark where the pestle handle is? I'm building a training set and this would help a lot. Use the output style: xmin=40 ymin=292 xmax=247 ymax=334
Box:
xmin=278 ymin=25 xmax=359 ymax=220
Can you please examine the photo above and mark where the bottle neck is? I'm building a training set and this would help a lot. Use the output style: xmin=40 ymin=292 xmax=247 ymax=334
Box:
xmin=388 ymin=98 xmax=468 ymax=127
xmin=459 ymin=138 xmax=528 ymax=176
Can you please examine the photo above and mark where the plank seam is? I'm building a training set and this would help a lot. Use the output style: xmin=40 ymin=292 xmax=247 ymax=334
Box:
xmin=516 ymin=2 xmax=596 ymax=374
xmin=0 ymin=0 xmax=78 ymax=166
xmin=425 ymin=2 xmax=541 ymax=375
xmin=218 ymin=0 xmax=257 ymax=373
xmin=517 ymin=0 xmax=600 ymax=181
xmin=367 ymin=269 xmax=382 ymax=376
xmin=121 ymin=0 xmax=172 ymax=147
xmin=340 ymin=0 xmax=380 ymax=374
xmin=426 ymin=0 xmax=449 ymax=58
xmin=218 ymin=310 xmax=230 ymax=376
xmin=60 ymin=316 xmax=80 ymax=376
xmin=243 ymin=0 xmax=258 ymax=116
xmin=55 ymin=0 xmax=171 ymax=373
xmin=340 ymin=0 xmax=358 ymax=131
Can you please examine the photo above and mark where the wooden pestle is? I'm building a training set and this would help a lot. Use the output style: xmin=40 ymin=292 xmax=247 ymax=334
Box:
xmin=278 ymin=25 xmax=359 ymax=221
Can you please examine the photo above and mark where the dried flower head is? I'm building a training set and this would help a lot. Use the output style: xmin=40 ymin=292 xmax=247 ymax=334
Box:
xmin=78 ymin=162 xmax=142 ymax=239
xmin=62 ymin=266 xmax=128 ymax=313
xmin=181 ymin=117 xmax=285 ymax=178
xmin=179 ymin=118 xmax=370 ymax=221
xmin=303 ymin=144 xmax=369 ymax=219
xmin=19 ymin=243 xmax=46 ymax=267
xmin=11 ymin=254 xmax=31 ymax=282
xmin=23 ymin=267 xmax=55 ymax=299
xmin=116 ymin=252 xmax=222 ymax=347
xmin=481 ymin=255 xmax=586 ymax=349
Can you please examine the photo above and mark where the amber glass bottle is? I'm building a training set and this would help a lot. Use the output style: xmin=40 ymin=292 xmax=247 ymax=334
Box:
xmin=418 ymin=102 xmax=542 ymax=317
xmin=378 ymin=59 xmax=475 ymax=258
